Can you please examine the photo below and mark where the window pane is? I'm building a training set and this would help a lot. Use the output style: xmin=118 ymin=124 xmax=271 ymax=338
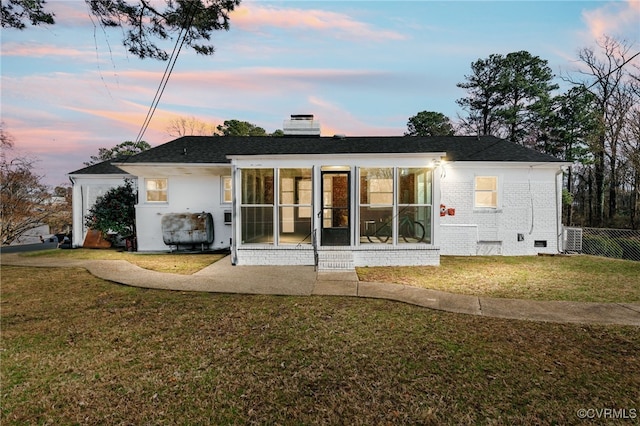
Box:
xmin=147 ymin=191 xmax=167 ymax=202
xmin=297 ymin=178 xmax=312 ymax=218
xmin=370 ymin=192 xmax=393 ymax=205
xmin=475 ymin=176 xmax=496 ymax=191
xmin=399 ymin=168 xmax=432 ymax=205
xmin=279 ymin=169 xmax=312 ymax=238
xmin=359 ymin=207 xmax=393 ymax=244
xmin=279 ymin=207 xmax=312 ymax=244
xmin=475 ymin=191 xmax=497 ymax=208
xmin=223 ymin=176 xmax=232 ymax=203
xmin=242 ymin=169 xmax=274 ymax=204
xmin=241 ymin=206 xmax=273 ymax=243
xmin=146 ymin=179 xmax=167 ymax=202
xmin=279 ymin=168 xmax=312 ymax=205
xmin=475 ymin=176 xmax=497 ymax=208
xmin=360 ymin=168 xmax=393 ymax=205
xmin=397 ymin=206 xmax=431 ymax=244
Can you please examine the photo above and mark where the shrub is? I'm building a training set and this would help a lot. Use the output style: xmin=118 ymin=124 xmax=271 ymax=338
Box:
xmin=582 ymin=235 xmax=623 ymax=259
xmin=84 ymin=179 xmax=136 ymax=242
xmin=613 ymin=237 xmax=640 ymax=261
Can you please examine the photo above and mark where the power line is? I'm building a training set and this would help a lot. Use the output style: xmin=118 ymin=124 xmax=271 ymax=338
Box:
xmin=557 ymin=49 xmax=640 ymax=109
xmin=134 ymin=3 xmax=198 ymax=144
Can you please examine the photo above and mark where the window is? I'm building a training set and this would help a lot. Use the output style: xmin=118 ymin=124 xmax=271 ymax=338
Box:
xmin=146 ymin=178 xmax=167 ymax=202
xmin=222 ymin=176 xmax=232 ymax=204
xmin=360 ymin=168 xmax=393 ymax=244
xmin=241 ymin=169 xmax=274 ymax=244
xmin=279 ymin=168 xmax=312 ymax=244
xmin=475 ymin=176 xmax=498 ymax=208
xmin=398 ymin=168 xmax=432 ymax=244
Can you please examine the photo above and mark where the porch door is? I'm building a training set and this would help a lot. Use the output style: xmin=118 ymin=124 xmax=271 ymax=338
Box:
xmin=321 ymin=171 xmax=350 ymax=246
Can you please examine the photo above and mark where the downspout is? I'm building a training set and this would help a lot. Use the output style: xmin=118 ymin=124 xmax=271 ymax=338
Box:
xmin=68 ymin=176 xmax=81 ymax=248
xmin=555 ymin=168 xmax=565 ymax=253
xmin=230 ymin=165 xmax=238 ymax=265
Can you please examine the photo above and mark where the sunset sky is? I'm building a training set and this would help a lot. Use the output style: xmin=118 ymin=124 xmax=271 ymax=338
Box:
xmin=2 ymin=0 xmax=639 ymax=186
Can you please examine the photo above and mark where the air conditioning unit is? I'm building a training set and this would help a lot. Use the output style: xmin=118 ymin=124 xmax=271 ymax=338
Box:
xmin=564 ymin=227 xmax=583 ymax=252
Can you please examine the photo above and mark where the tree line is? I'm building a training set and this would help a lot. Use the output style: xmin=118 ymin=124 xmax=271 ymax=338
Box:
xmin=409 ymin=37 xmax=639 ymax=230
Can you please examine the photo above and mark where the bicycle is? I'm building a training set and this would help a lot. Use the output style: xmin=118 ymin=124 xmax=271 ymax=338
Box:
xmin=399 ymin=215 xmax=426 ymax=243
xmin=364 ymin=215 xmax=425 ymax=243
xmin=364 ymin=219 xmax=391 ymax=243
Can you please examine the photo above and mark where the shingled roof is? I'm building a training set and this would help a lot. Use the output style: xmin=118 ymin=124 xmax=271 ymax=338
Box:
xmin=69 ymin=157 xmax=131 ymax=175
xmin=113 ymin=135 xmax=565 ymax=166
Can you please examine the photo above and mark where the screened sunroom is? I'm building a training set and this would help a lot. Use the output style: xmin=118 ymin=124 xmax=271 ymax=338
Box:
xmin=229 ymin=153 xmax=442 ymax=267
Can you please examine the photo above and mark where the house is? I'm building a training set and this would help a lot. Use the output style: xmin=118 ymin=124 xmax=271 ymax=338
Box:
xmin=69 ymin=115 xmax=569 ymax=268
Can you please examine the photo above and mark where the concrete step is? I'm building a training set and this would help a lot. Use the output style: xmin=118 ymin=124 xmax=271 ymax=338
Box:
xmin=317 ymin=250 xmax=355 ymax=271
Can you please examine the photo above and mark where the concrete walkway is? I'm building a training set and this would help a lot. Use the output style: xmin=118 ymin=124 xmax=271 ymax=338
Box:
xmin=2 ymin=253 xmax=639 ymax=326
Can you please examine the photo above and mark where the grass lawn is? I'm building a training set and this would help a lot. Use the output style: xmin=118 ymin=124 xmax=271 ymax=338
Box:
xmin=23 ymin=248 xmax=226 ymax=275
xmin=1 ymin=266 xmax=639 ymax=425
xmin=21 ymin=249 xmax=640 ymax=303
xmin=357 ymin=255 xmax=640 ymax=303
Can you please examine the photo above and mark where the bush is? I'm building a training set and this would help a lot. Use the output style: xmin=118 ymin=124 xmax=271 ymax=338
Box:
xmin=582 ymin=235 xmax=623 ymax=259
xmin=613 ymin=238 xmax=640 ymax=261
xmin=84 ymin=179 xmax=136 ymax=242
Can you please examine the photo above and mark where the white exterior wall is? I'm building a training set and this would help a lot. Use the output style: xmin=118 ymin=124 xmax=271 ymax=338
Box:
xmin=236 ymin=247 xmax=315 ymax=265
xmin=235 ymin=246 xmax=440 ymax=266
xmin=352 ymin=245 xmax=440 ymax=266
xmin=73 ymin=158 xmax=565 ymax=261
xmin=438 ymin=163 xmax=564 ymax=256
xmin=135 ymin=174 xmax=232 ymax=252
xmin=69 ymin=175 xmax=135 ymax=248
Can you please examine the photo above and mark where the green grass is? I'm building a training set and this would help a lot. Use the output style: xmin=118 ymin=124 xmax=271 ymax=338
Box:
xmin=357 ymin=255 xmax=640 ymax=303
xmin=1 ymin=266 xmax=638 ymax=425
xmin=19 ymin=249 xmax=640 ymax=302
xmin=23 ymin=248 xmax=226 ymax=275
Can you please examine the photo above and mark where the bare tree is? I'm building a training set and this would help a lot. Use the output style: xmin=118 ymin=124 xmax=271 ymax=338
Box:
xmin=622 ymin=75 xmax=640 ymax=229
xmin=166 ymin=116 xmax=216 ymax=137
xmin=565 ymin=36 xmax=638 ymax=226
xmin=1 ymin=121 xmax=15 ymax=150
xmin=0 ymin=124 xmax=68 ymax=245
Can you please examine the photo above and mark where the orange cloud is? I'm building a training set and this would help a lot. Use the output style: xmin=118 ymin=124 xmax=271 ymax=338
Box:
xmin=582 ymin=0 xmax=640 ymax=40
xmin=2 ymin=42 xmax=87 ymax=58
xmin=231 ymin=4 xmax=406 ymax=41
xmin=47 ymin=1 xmax=97 ymax=27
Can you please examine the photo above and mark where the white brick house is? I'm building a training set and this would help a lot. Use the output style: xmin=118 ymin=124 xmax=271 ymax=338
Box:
xmin=69 ymin=116 xmax=568 ymax=267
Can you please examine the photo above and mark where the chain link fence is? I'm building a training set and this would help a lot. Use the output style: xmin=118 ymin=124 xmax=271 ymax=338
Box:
xmin=565 ymin=227 xmax=640 ymax=261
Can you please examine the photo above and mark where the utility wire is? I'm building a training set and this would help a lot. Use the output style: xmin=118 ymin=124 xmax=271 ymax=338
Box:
xmin=554 ymin=49 xmax=640 ymax=112
xmin=134 ymin=31 xmax=186 ymax=143
xmin=134 ymin=3 xmax=198 ymax=144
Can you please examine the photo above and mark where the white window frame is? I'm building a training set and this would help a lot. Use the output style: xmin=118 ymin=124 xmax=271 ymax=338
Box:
xmin=397 ymin=167 xmax=433 ymax=244
xmin=221 ymin=176 xmax=232 ymax=204
xmin=359 ymin=167 xmax=394 ymax=245
xmin=474 ymin=176 xmax=498 ymax=209
xmin=145 ymin=178 xmax=168 ymax=203
xmin=278 ymin=168 xmax=313 ymax=243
